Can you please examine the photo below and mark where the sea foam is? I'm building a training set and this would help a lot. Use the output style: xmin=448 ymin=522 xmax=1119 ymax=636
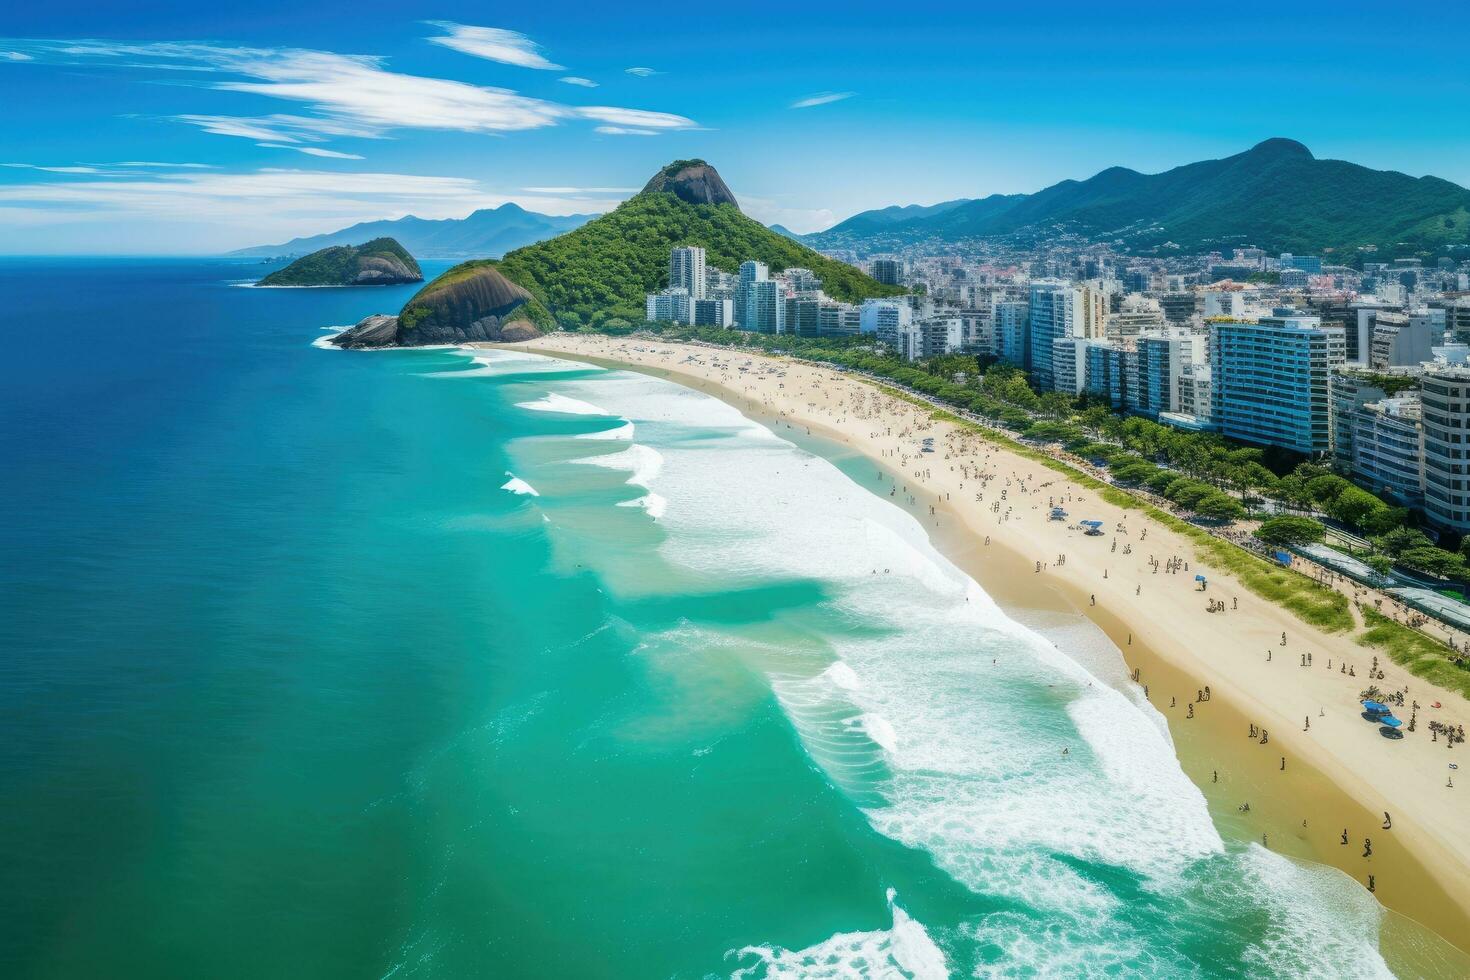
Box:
xmin=515 ymin=392 xmax=609 ymax=416
xmin=500 ymin=473 xmax=539 ymax=496
xmin=495 ymin=364 xmax=1395 ymax=974
xmin=729 ymin=890 xmax=947 ymax=980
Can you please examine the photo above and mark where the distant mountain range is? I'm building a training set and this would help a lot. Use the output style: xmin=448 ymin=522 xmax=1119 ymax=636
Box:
xmin=230 ymin=203 xmax=596 ymax=259
xmin=806 ymin=139 xmax=1470 ymax=258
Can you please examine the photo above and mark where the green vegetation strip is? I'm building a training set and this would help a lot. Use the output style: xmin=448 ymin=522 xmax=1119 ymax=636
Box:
xmin=1357 ymin=608 xmax=1470 ymax=698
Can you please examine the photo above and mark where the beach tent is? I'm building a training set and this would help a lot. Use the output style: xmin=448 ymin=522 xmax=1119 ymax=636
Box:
xmin=1080 ymin=520 xmax=1104 ymax=536
xmin=1362 ymin=701 xmax=1390 ymax=714
xmin=1379 ymin=716 xmax=1403 ymax=728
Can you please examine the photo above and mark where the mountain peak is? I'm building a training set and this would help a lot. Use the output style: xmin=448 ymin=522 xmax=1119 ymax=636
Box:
xmin=1248 ymin=137 xmax=1313 ymax=160
xmin=639 ymin=159 xmax=739 ymax=209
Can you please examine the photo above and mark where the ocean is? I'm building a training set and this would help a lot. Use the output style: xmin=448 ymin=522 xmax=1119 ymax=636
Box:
xmin=0 ymin=259 xmax=1400 ymax=977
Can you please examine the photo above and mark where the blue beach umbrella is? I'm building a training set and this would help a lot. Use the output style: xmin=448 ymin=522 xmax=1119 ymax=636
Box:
xmin=1362 ymin=701 xmax=1389 ymax=713
xmin=1380 ymin=716 xmax=1403 ymax=728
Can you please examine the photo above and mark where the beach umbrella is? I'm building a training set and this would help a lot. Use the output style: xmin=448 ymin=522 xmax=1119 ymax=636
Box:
xmin=1380 ymin=716 xmax=1403 ymax=728
xmin=1195 ymin=574 xmax=1206 ymax=582
xmin=1362 ymin=701 xmax=1389 ymax=713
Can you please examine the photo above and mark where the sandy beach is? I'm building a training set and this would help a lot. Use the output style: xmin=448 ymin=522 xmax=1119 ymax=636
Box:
xmin=508 ymin=332 xmax=1470 ymax=961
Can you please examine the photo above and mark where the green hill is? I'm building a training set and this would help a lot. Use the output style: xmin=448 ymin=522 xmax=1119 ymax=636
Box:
xmin=257 ymin=237 xmax=422 ymax=287
xmin=468 ymin=159 xmax=903 ymax=328
xmin=808 ymin=139 xmax=1470 ymax=259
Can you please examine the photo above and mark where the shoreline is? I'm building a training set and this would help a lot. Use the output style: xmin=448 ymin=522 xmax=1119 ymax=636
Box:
xmin=506 ymin=333 xmax=1470 ymax=964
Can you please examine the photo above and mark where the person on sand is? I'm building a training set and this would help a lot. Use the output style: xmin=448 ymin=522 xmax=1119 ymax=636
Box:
xmin=1342 ymin=829 xmax=1349 ymax=845
xmin=1364 ymin=838 xmax=1373 ymax=858
xmin=1382 ymin=812 xmax=1392 ymax=830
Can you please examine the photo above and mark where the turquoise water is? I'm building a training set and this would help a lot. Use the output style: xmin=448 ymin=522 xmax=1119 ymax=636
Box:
xmin=0 ymin=260 xmax=1395 ymax=977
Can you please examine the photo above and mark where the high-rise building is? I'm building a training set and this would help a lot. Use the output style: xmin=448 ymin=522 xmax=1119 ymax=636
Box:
xmin=693 ymin=297 xmax=733 ymax=328
xmin=818 ymin=302 xmax=861 ymax=336
xmin=1369 ymin=311 xmax=1434 ymax=369
xmin=784 ymin=293 xmax=823 ymax=337
xmin=1179 ymin=364 xmax=1212 ymax=422
xmin=1027 ymin=283 xmax=1105 ymax=390
xmin=871 ymin=258 xmax=903 ymax=286
xmin=670 ymin=246 xmax=707 ymax=300
xmin=860 ymin=299 xmax=912 ymax=337
xmin=995 ymin=301 xmax=1029 ymax=368
xmin=1347 ymin=396 xmax=1424 ymax=507
xmin=645 ymin=287 xmax=693 ymax=324
xmin=1084 ymin=339 xmax=1130 ymax=409
xmin=884 ymin=316 xmax=961 ymax=361
xmin=1131 ymin=332 xmax=1200 ymax=417
xmin=1051 ymin=336 xmax=1089 ymax=395
xmin=742 ymin=279 xmax=784 ymax=333
xmin=1330 ymin=373 xmax=1391 ymax=465
xmin=1208 ymin=316 xmax=1345 ymax=454
xmin=734 ymin=260 xmax=768 ymax=327
xmin=1421 ymin=369 xmax=1470 ymax=531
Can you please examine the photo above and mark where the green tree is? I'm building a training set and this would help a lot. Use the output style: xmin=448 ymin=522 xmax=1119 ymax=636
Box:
xmin=1255 ymin=516 xmax=1327 ymax=546
xmin=1194 ymin=493 xmax=1246 ymax=522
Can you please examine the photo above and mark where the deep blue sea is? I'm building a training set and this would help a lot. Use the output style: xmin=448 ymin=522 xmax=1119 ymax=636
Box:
xmin=0 ymin=258 xmax=1435 ymax=978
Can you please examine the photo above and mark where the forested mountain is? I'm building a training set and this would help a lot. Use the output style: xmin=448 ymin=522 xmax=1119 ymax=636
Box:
xmin=806 ymin=139 xmax=1470 ymax=258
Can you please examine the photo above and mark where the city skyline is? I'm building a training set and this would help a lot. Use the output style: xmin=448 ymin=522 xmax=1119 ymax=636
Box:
xmin=5 ymin=1 xmax=1470 ymax=252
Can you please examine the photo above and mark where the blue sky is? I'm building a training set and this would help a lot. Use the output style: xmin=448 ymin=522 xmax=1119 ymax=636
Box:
xmin=4 ymin=1 xmax=1470 ymax=253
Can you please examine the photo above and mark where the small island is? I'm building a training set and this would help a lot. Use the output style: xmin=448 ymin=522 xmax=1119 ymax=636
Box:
xmin=256 ymin=237 xmax=423 ymax=287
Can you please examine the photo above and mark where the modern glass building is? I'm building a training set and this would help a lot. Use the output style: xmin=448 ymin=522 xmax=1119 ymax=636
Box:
xmin=1207 ymin=317 xmax=1345 ymax=455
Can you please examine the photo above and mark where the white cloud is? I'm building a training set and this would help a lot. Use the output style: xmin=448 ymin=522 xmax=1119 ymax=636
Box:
xmin=2 ymin=163 xmax=105 ymax=174
xmin=116 ymin=161 xmax=216 ymax=169
xmin=256 ymin=144 xmax=365 ymax=160
xmin=2 ymin=38 xmax=697 ymax=148
xmin=594 ymin=126 xmax=658 ymax=136
xmin=791 ymin=91 xmax=856 ymax=109
xmin=0 ymin=166 xmax=623 ymax=250
xmin=578 ymin=106 xmax=692 ymax=129
xmin=624 ymin=67 xmax=657 ymax=77
xmin=425 ymin=23 xmax=562 ymax=70
xmin=178 ymin=114 xmax=309 ymax=143
xmin=559 ymin=76 xmax=598 ymax=88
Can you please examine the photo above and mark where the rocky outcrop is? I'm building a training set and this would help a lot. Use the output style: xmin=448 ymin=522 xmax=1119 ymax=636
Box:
xmin=353 ymin=254 xmax=419 ymax=284
xmin=639 ymin=159 xmax=739 ymax=208
xmin=330 ymin=314 xmax=401 ymax=348
xmin=330 ymin=263 xmax=546 ymax=348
